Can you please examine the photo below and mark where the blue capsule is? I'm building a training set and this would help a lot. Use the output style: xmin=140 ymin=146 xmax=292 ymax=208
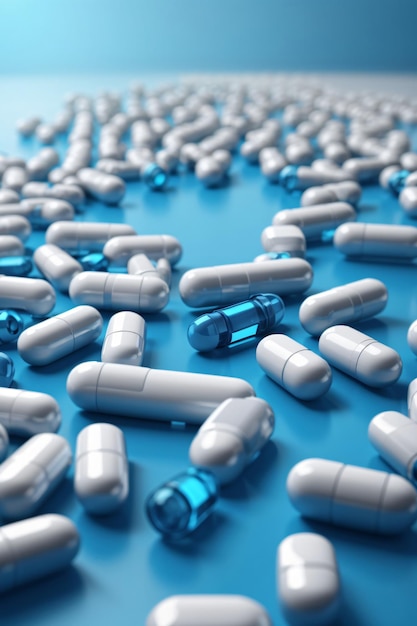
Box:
xmin=388 ymin=170 xmax=410 ymax=195
xmin=0 ymin=353 xmax=14 ymax=387
xmin=146 ymin=468 xmax=218 ymax=539
xmin=78 ymin=253 xmax=109 ymax=272
xmin=0 ymin=310 xmax=24 ymax=344
xmin=0 ymin=256 xmax=33 ymax=276
xmin=279 ymin=165 xmax=299 ymax=191
xmin=142 ymin=162 xmax=169 ymax=191
xmin=187 ymin=293 xmax=285 ymax=352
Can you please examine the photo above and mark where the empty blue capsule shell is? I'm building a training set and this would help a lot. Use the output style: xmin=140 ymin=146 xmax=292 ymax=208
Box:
xmin=0 ymin=310 xmax=24 ymax=344
xmin=279 ymin=165 xmax=299 ymax=191
xmin=79 ymin=253 xmax=109 ymax=272
xmin=146 ymin=468 xmax=218 ymax=539
xmin=388 ymin=170 xmax=410 ymax=195
xmin=142 ymin=163 xmax=169 ymax=191
xmin=0 ymin=353 xmax=14 ymax=387
xmin=0 ymin=256 xmax=33 ymax=276
xmin=188 ymin=293 xmax=285 ymax=352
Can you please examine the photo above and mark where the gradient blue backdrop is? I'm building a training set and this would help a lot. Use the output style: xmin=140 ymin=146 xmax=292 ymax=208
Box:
xmin=1 ymin=0 xmax=417 ymax=74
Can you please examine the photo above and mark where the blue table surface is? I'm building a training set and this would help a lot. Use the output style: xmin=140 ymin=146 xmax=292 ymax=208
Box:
xmin=1 ymin=74 xmax=417 ymax=626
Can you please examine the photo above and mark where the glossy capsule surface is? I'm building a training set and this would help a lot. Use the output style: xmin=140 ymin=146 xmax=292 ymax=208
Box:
xmin=261 ymin=225 xmax=306 ymax=258
xmin=273 ymin=203 xmax=356 ymax=241
xmin=46 ymin=221 xmax=136 ymax=255
xmin=0 ymin=310 xmax=24 ymax=344
xmin=76 ymin=167 xmax=125 ymax=204
xmin=334 ymin=223 xmax=417 ymax=259
xmin=103 ymin=234 xmax=182 ymax=266
xmin=369 ymin=411 xmax=417 ymax=484
xmin=101 ymin=311 xmax=146 ymax=366
xmin=0 ymin=276 xmax=56 ymax=316
xmin=188 ymin=293 xmax=285 ymax=351
xmin=0 ymin=388 xmax=61 ymax=436
xmin=33 ymin=243 xmax=83 ymax=292
xmin=279 ymin=165 xmax=354 ymax=190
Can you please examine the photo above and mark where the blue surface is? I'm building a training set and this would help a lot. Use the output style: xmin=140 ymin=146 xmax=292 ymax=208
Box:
xmin=1 ymin=0 xmax=417 ymax=74
xmin=1 ymin=78 xmax=417 ymax=625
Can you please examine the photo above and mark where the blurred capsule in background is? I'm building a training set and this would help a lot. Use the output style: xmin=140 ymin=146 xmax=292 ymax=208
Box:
xmin=0 ymin=353 xmax=14 ymax=387
xmin=0 ymin=310 xmax=24 ymax=344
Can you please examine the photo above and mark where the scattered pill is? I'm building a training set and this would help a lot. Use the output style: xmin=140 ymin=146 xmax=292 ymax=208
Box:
xmin=273 ymin=202 xmax=356 ymax=241
xmin=101 ymin=311 xmax=146 ymax=365
xmin=0 ymin=388 xmax=61 ymax=436
xmin=369 ymin=411 xmax=417 ymax=483
xmin=0 ymin=275 xmax=56 ymax=316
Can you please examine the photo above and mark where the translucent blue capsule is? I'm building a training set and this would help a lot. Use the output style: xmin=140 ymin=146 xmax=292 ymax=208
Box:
xmin=187 ymin=293 xmax=285 ymax=352
xmin=279 ymin=165 xmax=299 ymax=191
xmin=142 ymin=163 xmax=169 ymax=191
xmin=0 ymin=353 xmax=14 ymax=387
xmin=0 ymin=310 xmax=24 ymax=344
xmin=79 ymin=252 xmax=110 ymax=272
xmin=388 ymin=170 xmax=410 ymax=195
xmin=146 ymin=468 xmax=218 ymax=539
xmin=0 ymin=256 xmax=33 ymax=276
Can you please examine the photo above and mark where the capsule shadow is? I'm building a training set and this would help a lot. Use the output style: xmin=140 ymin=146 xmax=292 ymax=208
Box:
xmin=26 ymin=342 xmax=102 ymax=374
xmin=221 ymin=440 xmax=279 ymax=501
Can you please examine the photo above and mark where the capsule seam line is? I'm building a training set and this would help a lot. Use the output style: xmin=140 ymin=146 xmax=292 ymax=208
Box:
xmin=76 ymin=448 xmax=126 ymax=461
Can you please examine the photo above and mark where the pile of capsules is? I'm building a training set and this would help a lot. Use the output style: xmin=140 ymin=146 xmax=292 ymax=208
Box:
xmin=0 ymin=76 xmax=416 ymax=625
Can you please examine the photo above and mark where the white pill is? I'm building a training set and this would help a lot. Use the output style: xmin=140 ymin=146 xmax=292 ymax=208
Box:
xmin=0 ymin=276 xmax=55 ymax=315
xmin=406 ymin=171 xmax=417 ymax=187
xmin=379 ymin=164 xmax=401 ymax=189
xmin=21 ymin=198 xmax=75 ymax=226
xmin=285 ymin=166 xmax=355 ymax=190
xmin=300 ymin=187 xmax=338 ymax=206
xmin=285 ymin=142 xmax=314 ymax=165
xmin=156 ymin=258 xmax=171 ymax=286
xmin=334 ymin=222 xmax=417 ymax=259
xmin=36 ymin=123 xmax=56 ymax=144
xmin=22 ymin=182 xmax=85 ymax=207
xmin=408 ymin=320 xmax=417 ymax=355
xmin=2 ymin=166 xmax=28 ymax=193
xmin=0 ymin=433 xmax=71 ymax=520
xmin=401 ymin=152 xmax=417 ymax=171
xmin=319 ymin=324 xmax=402 ymax=387
xmin=408 ymin=379 xmax=417 ymax=421
xmin=189 ymin=397 xmax=274 ymax=484
xmin=101 ymin=311 xmax=146 ymax=366
xmin=69 ymin=271 xmax=169 ymax=313
xmin=67 ymin=361 xmax=254 ymax=424
xmin=127 ymin=253 xmax=171 ymax=285
xmin=256 ymin=334 xmax=332 ymax=400
xmin=287 ymin=457 xmax=417 ymax=534
xmin=27 ymin=148 xmax=60 ymax=180
xmin=0 ymin=216 xmax=31 ymax=241
xmin=0 ymin=236 xmax=24 ymax=258
xmin=195 ymin=155 xmax=225 ymax=186
xmin=278 ymin=533 xmax=340 ymax=626
xmin=399 ymin=187 xmax=417 ymax=216
xmin=324 ymin=141 xmax=350 ymax=164
xmin=343 ymin=156 xmax=398 ymax=182
xmin=272 ymin=203 xmax=356 ymax=241
xmin=179 ymin=259 xmax=313 ymax=308
xmin=299 ymin=278 xmax=388 ymax=335
xmin=77 ymin=167 xmax=125 ymax=204
xmin=75 ymin=423 xmax=128 ymax=515
xmin=0 ymin=514 xmax=79 ymax=592
xmin=369 ymin=411 xmax=417 ymax=483
xmin=103 ymin=234 xmax=182 ymax=266
xmin=0 ymin=189 xmax=20 ymax=204
xmin=95 ymin=159 xmax=141 ymax=180
xmin=146 ymin=595 xmax=272 ymax=626
xmin=0 ymin=424 xmax=8 ymax=462
xmin=46 ymin=221 xmax=136 ymax=254
xmin=0 ymin=388 xmax=61 ymax=436
xmin=33 ymin=244 xmax=83 ymax=292
xmin=260 ymin=225 xmax=306 ymax=258
xmin=324 ymin=180 xmax=362 ymax=204
xmin=261 ymin=155 xmax=288 ymax=182
xmin=16 ymin=116 xmax=41 ymax=137
xmin=18 ymin=305 xmax=102 ymax=366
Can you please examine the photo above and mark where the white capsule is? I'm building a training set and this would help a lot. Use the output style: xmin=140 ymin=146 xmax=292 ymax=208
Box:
xmin=22 ymin=182 xmax=85 ymax=207
xmin=300 ymin=187 xmax=338 ymax=206
xmin=256 ymin=334 xmax=332 ymax=400
xmin=0 ymin=156 xmax=25 ymax=175
xmin=408 ymin=379 xmax=417 ymax=421
xmin=408 ymin=320 xmax=417 ymax=355
xmin=299 ymin=278 xmax=388 ymax=336
xmin=405 ymin=171 xmax=417 ymax=187
xmin=0 ymin=433 xmax=71 ymax=520
xmin=189 ymin=397 xmax=274 ymax=484
xmin=0 ymin=388 xmax=61 ymax=436
xmin=0 ymin=424 xmax=8 ymax=462
xmin=334 ymin=222 xmax=417 ymax=259
xmin=260 ymin=225 xmax=306 ymax=258
xmin=2 ymin=166 xmax=28 ymax=193
xmin=179 ymin=258 xmax=313 ymax=308
xmin=76 ymin=168 xmax=125 ymax=204
xmin=324 ymin=141 xmax=350 ymax=164
xmin=261 ymin=154 xmax=287 ymax=183
xmin=146 ymin=595 xmax=272 ymax=626
xmin=70 ymin=271 xmax=169 ymax=313
xmin=379 ymin=164 xmax=401 ymax=189
xmin=27 ymin=148 xmax=60 ymax=181
xmin=103 ymin=234 xmax=182 ymax=266
xmin=21 ymin=198 xmax=74 ymax=226
xmin=287 ymin=458 xmax=417 ymax=534
xmin=0 ymin=235 xmax=24 ymax=258
xmin=401 ymin=152 xmax=417 ymax=171
xmin=273 ymin=202 xmax=356 ymax=241
xmin=67 ymin=361 xmax=255 ymax=424
xmin=0 ymin=514 xmax=79 ymax=592
xmin=369 ymin=411 xmax=417 ymax=483
xmin=301 ymin=181 xmax=362 ymax=206
xmin=343 ymin=156 xmax=398 ymax=182
xmin=33 ymin=244 xmax=83 ymax=292
xmin=0 ymin=275 xmax=55 ymax=315
xmin=195 ymin=155 xmax=224 ymax=186
xmin=127 ymin=253 xmax=171 ymax=285
xmin=399 ymin=187 xmax=417 ymax=217
xmin=0 ymin=189 xmax=20 ymax=204
xmin=101 ymin=311 xmax=146 ymax=366
xmin=16 ymin=116 xmax=41 ymax=137
xmin=95 ymin=159 xmax=141 ymax=180
xmin=46 ymin=221 xmax=136 ymax=255
xmin=36 ymin=123 xmax=56 ymax=144
xmin=278 ymin=533 xmax=340 ymax=626
xmin=18 ymin=305 xmax=102 ymax=366
xmin=285 ymin=142 xmax=314 ymax=165
xmin=285 ymin=166 xmax=355 ymax=190
xmin=156 ymin=257 xmax=172 ymax=286
xmin=75 ymin=423 xmax=128 ymax=515
xmin=319 ymin=324 xmax=402 ymax=387
xmin=155 ymin=148 xmax=179 ymax=173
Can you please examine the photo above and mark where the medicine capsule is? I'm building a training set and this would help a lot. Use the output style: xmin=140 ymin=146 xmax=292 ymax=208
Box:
xmin=334 ymin=223 xmax=417 ymax=260
xmin=46 ymin=221 xmax=136 ymax=255
xmin=142 ymin=162 xmax=169 ymax=190
xmin=277 ymin=533 xmax=340 ymax=626
xmin=0 ymin=276 xmax=56 ymax=316
xmin=146 ymin=468 xmax=218 ymax=539
xmin=408 ymin=320 xmax=417 ymax=355
xmin=408 ymin=379 xmax=417 ymax=421
xmin=272 ymin=203 xmax=356 ymax=241
xmin=16 ymin=116 xmax=42 ymax=137
xmin=27 ymin=147 xmax=60 ymax=181
xmin=101 ymin=311 xmax=146 ymax=366
xmin=2 ymin=166 xmax=28 ymax=193
xmin=261 ymin=225 xmax=306 ymax=258
xmin=77 ymin=167 xmax=125 ymax=204
xmin=33 ymin=244 xmax=83 ymax=292
xmin=127 ymin=253 xmax=171 ymax=285
xmin=0 ymin=433 xmax=71 ymax=520
xmin=301 ymin=181 xmax=362 ymax=207
xmin=0 ymin=353 xmax=14 ymax=387
xmin=67 ymin=361 xmax=254 ymax=424
xmin=299 ymin=278 xmax=388 ymax=336
xmin=0 ymin=514 xmax=79 ymax=592
xmin=0 ymin=215 xmax=31 ymax=241
xmin=369 ymin=411 xmax=417 ymax=483
xmin=0 ymin=189 xmax=20 ymax=204
xmin=22 ymin=182 xmax=85 ymax=208
xmin=75 ymin=423 xmax=129 ymax=515
xmin=287 ymin=458 xmax=417 ymax=534
xmin=279 ymin=165 xmax=354 ymax=191
xmin=189 ymin=397 xmax=274 ymax=484
xmin=319 ymin=324 xmax=402 ymax=387
xmin=343 ymin=155 xmax=398 ymax=183
xmin=399 ymin=187 xmax=417 ymax=217
xmin=20 ymin=198 xmax=75 ymax=227
xmin=18 ymin=305 xmax=103 ymax=366
xmin=179 ymin=259 xmax=313 ymax=308
xmin=188 ymin=293 xmax=285 ymax=352
xmin=0 ymin=310 xmax=24 ymax=344
xmin=379 ymin=165 xmax=401 ymax=190
xmin=256 ymin=334 xmax=332 ymax=400
xmin=69 ymin=271 xmax=169 ymax=313
xmin=103 ymin=234 xmax=182 ymax=266
xmin=0 ymin=388 xmax=60 ymax=436
xmin=95 ymin=159 xmax=141 ymax=180
xmin=0 ymin=424 xmax=8 ymax=462
xmin=0 ymin=235 xmax=24 ymax=259
xmin=146 ymin=595 xmax=272 ymax=626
